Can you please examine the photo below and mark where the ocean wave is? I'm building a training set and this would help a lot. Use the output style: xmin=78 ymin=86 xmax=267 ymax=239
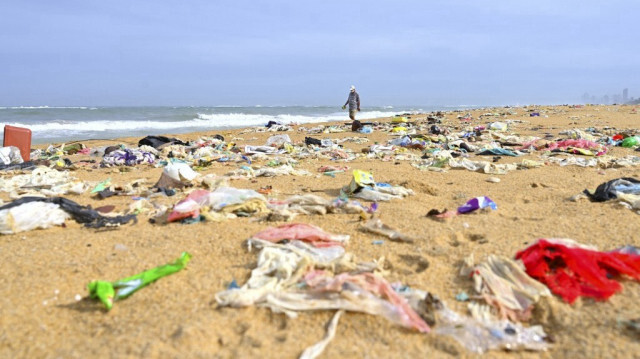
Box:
xmin=0 ymin=110 xmax=402 ymax=134
xmin=0 ymin=106 xmax=97 ymax=110
xmin=195 ymin=111 xmax=401 ymax=126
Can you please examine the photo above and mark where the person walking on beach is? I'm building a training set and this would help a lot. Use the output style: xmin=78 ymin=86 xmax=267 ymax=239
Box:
xmin=342 ymin=85 xmax=360 ymax=119
xmin=342 ymin=85 xmax=361 ymax=131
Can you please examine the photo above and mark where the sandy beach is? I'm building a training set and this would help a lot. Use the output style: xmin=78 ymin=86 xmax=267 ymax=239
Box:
xmin=2 ymin=104 xmax=640 ymax=358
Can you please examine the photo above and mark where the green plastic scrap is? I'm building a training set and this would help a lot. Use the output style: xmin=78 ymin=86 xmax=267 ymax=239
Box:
xmin=88 ymin=252 xmax=192 ymax=310
xmin=91 ymin=178 xmax=111 ymax=194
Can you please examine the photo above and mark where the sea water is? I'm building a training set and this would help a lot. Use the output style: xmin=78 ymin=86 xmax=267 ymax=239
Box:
xmin=0 ymin=105 xmax=441 ymax=144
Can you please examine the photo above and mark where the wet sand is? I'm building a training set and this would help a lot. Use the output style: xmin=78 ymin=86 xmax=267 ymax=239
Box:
xmin=1 ymin=104 xmax=640 ymax=358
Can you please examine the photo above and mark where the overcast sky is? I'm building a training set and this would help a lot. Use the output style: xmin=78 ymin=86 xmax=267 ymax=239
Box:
xmin=1 ymin=0 xmax=638 ymax=106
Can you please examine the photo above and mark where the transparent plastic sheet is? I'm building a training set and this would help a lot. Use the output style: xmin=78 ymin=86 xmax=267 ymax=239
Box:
xmin=0 ymin=201 xmax=70 ymax=234
xmin=215 ymin=239 xmax=346 ymax=307
xmin=255 ymin=164 xmax=311 ymax=177
xmin=266 ymin=134 xmax=292 ymax=146
xmin=267 ymin=194 xmax=368 ymax=218
xmin=397 ymin=287 xmax=550 ymax=353
xmin=261 ymin=271 xmax=430 ymax=333
xmin=434 ymin=308 xmax=549 ymax=354
xmin=350 ymin=187 xmax=401 ymax=202
xmin=462 ymin=255 xmax=551 ymax=321
xmin=251 ymin=223 xmax=349 ymax=247
xmin=0 ymin=166 xmax=86 ymax=196
xmin=244 ymin=145 xmax=281 ymax=155
xmin=167 ymin=187 xmax=267 ymax=221
xmin=359 ymin=218 xmax=415 ymax=243
xmin=448 ymin=158 xmax=517 ymax=174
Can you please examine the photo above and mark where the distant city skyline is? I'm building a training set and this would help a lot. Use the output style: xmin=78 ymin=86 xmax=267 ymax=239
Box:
xmin=581 ymin=88 xmax=634 ymax=105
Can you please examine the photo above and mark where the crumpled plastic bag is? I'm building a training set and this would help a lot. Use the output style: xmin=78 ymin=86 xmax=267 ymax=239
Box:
xmin=461 ymin=255 xmax=551 ymax=321
xmin=583 ymin=177 xmax=640 ymax=202
xmin=167 ymin=187 xmax=267 ymax=222
xmin=0 ymin=201 xmax=70 ymax=234
xmin=0 ymin=196 xmax=137 ymax=230
xmin=516 ymin=238 xmax=640 ymax=303
xmin=448 ymin=158 xmax=517 ymax=175
xmin=341 ymin=170 xmax=413 ymax=201
xmin=102 ymin=149 xmax=155 ymax=166
xmin=0 ymin=146 xmax=23 ymax=165
xmin=266 ymin=134 xmax=292 ymax=146
xmin=88 ymin=252 xmax=191 ymax=310
xmin=255 ymin=164 xmax=311 ymax=177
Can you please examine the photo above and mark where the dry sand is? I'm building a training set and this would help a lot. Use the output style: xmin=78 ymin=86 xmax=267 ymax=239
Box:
xmin=1 ymin=105 xmax=640 ymax=358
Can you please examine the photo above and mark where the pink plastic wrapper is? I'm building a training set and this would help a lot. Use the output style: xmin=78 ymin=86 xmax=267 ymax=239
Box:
xmin=167 ymin=189 xmax=210 ymax=222
xmin=547 ymin=139 xmax=605 ymax=152
xmin=252 ymin=223 xmax=348 ymax=247
xmin=303 ymin=270 xmax=431 ymax=333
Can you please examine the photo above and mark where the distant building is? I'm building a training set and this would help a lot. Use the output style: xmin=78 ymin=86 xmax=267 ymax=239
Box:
xmin=623 ymin=88 xmax=629 ymax=103
xmin=613 ymin=94 xmax=622 ymax=104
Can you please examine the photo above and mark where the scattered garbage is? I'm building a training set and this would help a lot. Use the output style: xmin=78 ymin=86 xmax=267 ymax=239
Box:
xmin=0 ymin=196 xmax=136 ymax=233
xmin=460 ymin=255 xmax=551 ymax=321
xmin=88 ymin=252 xmax=191 ymax=310
xmin=359 ymin=218 xmax=416 ymax=243
xmin=340 ymin=170 xmax=413 ymax=201
xmin=0 ymin=146 xmax=24 ymax=165
xmin=457 ymin=196 xmax=498 ymax=214
xmin=584 ymin=177 xmax=640 ymax=202
xmin=102 ymin=149 xmax=155 ymax=166
xmin=515 ymin=238 xmax=640 ymax=303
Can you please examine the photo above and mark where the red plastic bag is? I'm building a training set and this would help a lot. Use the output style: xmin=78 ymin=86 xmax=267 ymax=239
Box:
xmin=515 ymin=239 xmax=640 ymax=303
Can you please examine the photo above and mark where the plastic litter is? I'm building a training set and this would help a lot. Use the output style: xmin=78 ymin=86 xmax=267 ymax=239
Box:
xmin=477 ymin=148 xmax=519 ymax=157
xmin=340 ymin=170 xmax=413 ymax=202
xmin=0 ymin=201 xmax=70 ymax=234
xmin=583 ymin=177 xmax=640 ymax=202
xmin=0 ymin=196 xmax=137 ymax=230
xmin=0 ymin=166 xmax=88 ymax=196
xmin=0 ymin=146 xmax=24 ymax=165
xmin=102 ymin=149 xmax=155 ymax=166
xmin=299 ymin=310 xmax=344 ymax=359
xmin=252 ymin=223 xmax=349 ymax=247
xmin=489 ymin=122 xmax=507 ymax=131
xmin=88 ymin=252 xmax=191 ymax=310
xmin=457 ymin=196 xmax=498 ymax=214
xmin=461 ymin=255 xmax=551 ymax=321
xmin=266 ymin=134 xmax=292 ymax=146
xmin=359 ymin=218 xmax=416 ymax=243
xmin=515 ymin=238 xmax=640 ymax=303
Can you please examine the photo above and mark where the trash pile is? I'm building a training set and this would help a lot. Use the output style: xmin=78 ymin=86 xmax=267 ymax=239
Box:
xmin=215 ymin=224 xmax=552 ymax=355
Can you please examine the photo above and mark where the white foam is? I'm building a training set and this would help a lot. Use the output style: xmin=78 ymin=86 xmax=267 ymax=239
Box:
xmin=0 ymin=106 xmax=97 ymax=110
xmin=1 ymin=111 xmax=402 ymax=135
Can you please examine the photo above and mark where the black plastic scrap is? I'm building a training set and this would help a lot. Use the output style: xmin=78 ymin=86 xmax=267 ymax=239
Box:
xmin=138 ymin=135 xmax=187 ymax=149
xmin=583 ymin=177 xmax=640 ymax=202
xmin=0 ymin=196 xmax=137 ymax=228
